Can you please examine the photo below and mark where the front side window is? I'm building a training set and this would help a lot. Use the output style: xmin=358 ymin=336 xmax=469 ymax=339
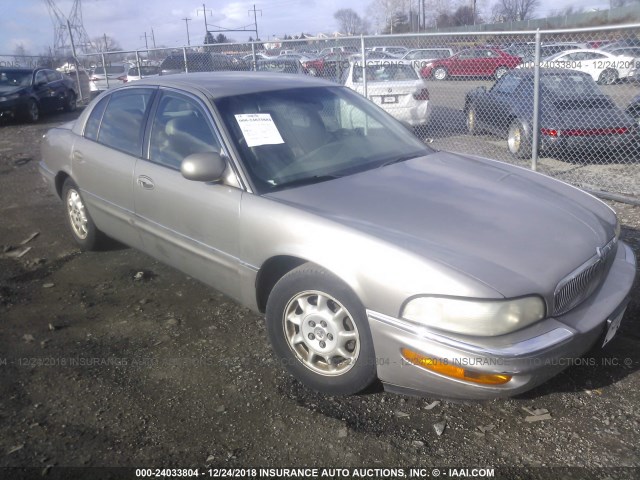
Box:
xmin=34 ymin=71 xmax=48 ymax=85
xmin=149 ymin=92 xmax=221 ymax=170
xmin=97 ymin=88 xmax=153 ymax=156
xmin=216 ymin=86 xmax=433 ymax=194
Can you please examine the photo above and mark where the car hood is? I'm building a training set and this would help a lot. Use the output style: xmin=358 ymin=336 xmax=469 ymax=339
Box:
xmin=0 ymin=86 xmax=26 ymax=96
xmin=266 ymin=152 xmax=615 ymax=299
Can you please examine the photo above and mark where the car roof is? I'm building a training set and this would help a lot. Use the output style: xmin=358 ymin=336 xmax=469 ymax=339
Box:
xmin=129 ymin=71 xmax=335 ymax=98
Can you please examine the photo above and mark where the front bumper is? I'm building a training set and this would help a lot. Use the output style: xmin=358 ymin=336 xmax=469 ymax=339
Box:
xmin=368 ymin=241 xmax=636 ymax=399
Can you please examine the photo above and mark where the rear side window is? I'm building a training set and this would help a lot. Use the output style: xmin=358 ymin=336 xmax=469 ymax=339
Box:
xmin=97 ymin=89 xmax=154 ymax=156
xmin=84 ymin=96 xmax=109 ymax=141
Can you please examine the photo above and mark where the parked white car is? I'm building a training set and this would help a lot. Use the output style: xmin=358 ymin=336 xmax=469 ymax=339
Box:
xmin=89 ymin=64 xmax=130 ymax=97
xmin=343 ymin=60 xmax=431 ymax=127
xmin=519 ymin=49 xmax=636 ymax=85
xmin=126 ymin=65 xmax=160 ymax=83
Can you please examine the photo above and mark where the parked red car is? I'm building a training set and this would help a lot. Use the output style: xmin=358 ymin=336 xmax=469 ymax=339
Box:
xmin=420 ymin=48 xmax=521 ymax=80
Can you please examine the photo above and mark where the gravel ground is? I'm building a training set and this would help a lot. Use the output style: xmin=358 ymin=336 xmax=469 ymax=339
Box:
xmin=0 ymin=109 xmax=639 ymax=479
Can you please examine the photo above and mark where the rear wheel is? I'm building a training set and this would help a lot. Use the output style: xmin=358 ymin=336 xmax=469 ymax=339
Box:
xmin=494 ymin=66 xmax=508 ymax=79
xmin=433 ymin=67 xmax=448 ymax=81
xmin=63 ymin=90 xmax=77 ymax=112
xmin=507 ymin=119 xmax=532 ymax=159
xmin=266 ymin=264 xmax=377 ymax=395
xmin=62 ymin=178 xmax=105 ymax=250
xmin=598 ymin=69 xmax=618 ymax=85
xmin=466 ymin=105 xmax=480 ymax=135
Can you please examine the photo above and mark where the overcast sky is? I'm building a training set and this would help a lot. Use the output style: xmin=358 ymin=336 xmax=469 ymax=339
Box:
xmin=3 ymin=0 xmax=613 ymax=54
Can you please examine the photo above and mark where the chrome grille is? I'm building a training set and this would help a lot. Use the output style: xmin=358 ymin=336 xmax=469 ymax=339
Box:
xmin=553 ymin=238 xmax=617 ymax=316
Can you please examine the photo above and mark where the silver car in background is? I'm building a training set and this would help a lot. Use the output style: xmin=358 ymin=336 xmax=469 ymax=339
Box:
xmin=39 ymin=72 xmax=635 ymax=399
xmin=89 ymin=64 xmax=129 ymax=98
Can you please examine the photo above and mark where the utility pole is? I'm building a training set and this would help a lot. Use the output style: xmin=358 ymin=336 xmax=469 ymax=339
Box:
xmin=248 ymin=4 xmax=262 ymax=40
xmin=197 ymin=3 xmax=212 ymax=41
xmin=151 ymin=27 xmax=156 ymax=48
xmin=141 ymin=32 xmax=149 ymax=50
xmin=103 ymin=33 xmax=108 ymax=51
xmin=182 ymin=17 xmax=192 ymax=45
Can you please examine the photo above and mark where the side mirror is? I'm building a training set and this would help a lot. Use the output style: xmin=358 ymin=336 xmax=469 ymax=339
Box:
xmin=181 ymin=152 xmax=226 ymax=182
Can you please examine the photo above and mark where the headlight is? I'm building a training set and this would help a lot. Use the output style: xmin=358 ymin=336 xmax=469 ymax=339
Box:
xmin=401 ymin=296 xmax=545 ymax=336
xmin=0 ymin=93 xmax=19 ymax=102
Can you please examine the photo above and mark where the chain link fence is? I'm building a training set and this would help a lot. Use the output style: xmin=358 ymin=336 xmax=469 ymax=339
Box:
xmin=71 ymin=23 xmax=640 ymax=199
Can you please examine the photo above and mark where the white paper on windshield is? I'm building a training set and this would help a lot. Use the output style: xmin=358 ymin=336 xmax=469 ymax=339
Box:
xmin=234 ymin=113 xmax=285 ymax=148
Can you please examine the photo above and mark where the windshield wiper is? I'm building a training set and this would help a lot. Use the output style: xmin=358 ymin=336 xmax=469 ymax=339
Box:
xmin=378 ymin=154 xmax=421 ymax=169
xmin=273 ymin=174 xmax=341 ymax=190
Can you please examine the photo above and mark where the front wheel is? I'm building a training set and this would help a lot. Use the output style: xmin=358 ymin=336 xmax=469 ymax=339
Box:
xmin=433 ymin=67 xmax=448 ymax=81
xmin=507 ymin=119 xmax=532 ymax=159
xmin=23 ymin=99 xmax=39 ymax=123
xmin=266 ymin=264 xmax=377 ymax=395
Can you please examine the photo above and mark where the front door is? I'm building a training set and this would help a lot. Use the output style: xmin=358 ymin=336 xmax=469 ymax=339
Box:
xmin=133 ymin=89 xmax=243 ymax=300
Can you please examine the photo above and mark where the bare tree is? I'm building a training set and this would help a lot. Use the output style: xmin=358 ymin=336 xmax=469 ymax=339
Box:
xmin=548 ymin=6 xmax=583 ymax=17
xmin=611 ymin=0 xmax=640 ymax=6
xmin=334 ymin=8 xmax=367 ymax=35
xmin=366 ymin=0 xmax=403 ymax=33
xmin=491 ymin=0 xmax=540 ymax=22
xmin=90 ymin=35 xmax=122 ymax=53
xmin=452 ymin=5 xmax=480 ymax=25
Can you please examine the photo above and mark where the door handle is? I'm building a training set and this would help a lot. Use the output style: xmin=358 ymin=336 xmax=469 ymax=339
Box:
xmin=72 ymin=150 xmax=83 ymax=162
xmin=137 ymin=175 xmax=155 ymax=189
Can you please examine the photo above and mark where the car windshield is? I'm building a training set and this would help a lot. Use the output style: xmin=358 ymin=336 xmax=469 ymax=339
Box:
xmin=0 ymin=71 xmax=32 ymax=88
xmin=353 ymin=63 xmax=418 ymax=82
xmin=216 ymin=86 xmax=433 ymax=194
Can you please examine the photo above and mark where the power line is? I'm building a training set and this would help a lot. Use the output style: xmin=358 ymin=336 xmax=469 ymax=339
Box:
xmin=197 ymin=3 xmax=212 ymax=41
xmin=248 ymin=4 xmax=262 ymax=40
xmin=182 ymin=17 xmax=192 ymax=46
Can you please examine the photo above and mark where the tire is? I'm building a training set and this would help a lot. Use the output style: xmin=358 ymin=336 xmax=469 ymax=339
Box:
xmin=433 ymin=67 xmax=448 ymax=81
xmin=466 ymin=105 xmax=480 ymax=135
xmin=266 ymin=263 xmax=377 ymax=395
xmin=63 ymin=90 xmax=77 ymax=112
xmin=22 ymin=99 xmax=39 ymax=123
xmin=598 ymin=69 xmax=618 ymax=85
xmin=507 ymin=119 xmax=532 ymax=159
xmin=494 ymin=66 xmax=508 ymax=79
xmin=62 ymin=178 xmax=105 ymax=250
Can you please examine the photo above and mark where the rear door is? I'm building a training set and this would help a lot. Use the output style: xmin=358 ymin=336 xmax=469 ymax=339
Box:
xmin=132 ymin=89 xmax=243 ymax=299
xmin=33 ymin=70 xmax=57 ymax=112
xmin=71 ymin=87 xmax=156 ymax=248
